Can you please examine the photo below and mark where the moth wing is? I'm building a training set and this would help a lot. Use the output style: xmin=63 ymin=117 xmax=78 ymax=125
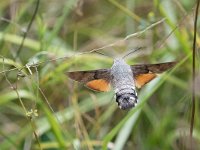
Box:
xmin=66 ymin=69 xmax=111 ymax=92
xmin=131 ymin=62 xmax=176 ymax=74
xmin=86 ymin=79 xmax=110 ymax=92
xmin=131 ymin=62 xmax=176 ymax=88
xmin=134 ymin=73 xmax=157 ymax=88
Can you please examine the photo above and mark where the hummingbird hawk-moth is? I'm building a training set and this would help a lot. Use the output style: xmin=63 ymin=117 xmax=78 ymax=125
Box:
xmin=67 ymin=58 xmax=176 ymax=110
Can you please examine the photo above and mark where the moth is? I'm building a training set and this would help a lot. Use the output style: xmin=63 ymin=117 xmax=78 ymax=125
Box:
xmin=67 ymin=58 xmax=176 ymax=110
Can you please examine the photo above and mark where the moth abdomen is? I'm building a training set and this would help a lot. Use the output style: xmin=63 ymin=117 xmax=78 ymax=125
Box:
xmin=116 ymin=88 xmax=138 ymax=110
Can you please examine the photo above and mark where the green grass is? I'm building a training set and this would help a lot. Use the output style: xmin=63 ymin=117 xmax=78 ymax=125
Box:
xmin=0 ymin=0 xmax=199 ymax=149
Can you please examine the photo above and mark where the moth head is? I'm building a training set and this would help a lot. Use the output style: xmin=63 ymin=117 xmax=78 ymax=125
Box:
xmin=116 ymin=93 xmax=138 ymax=110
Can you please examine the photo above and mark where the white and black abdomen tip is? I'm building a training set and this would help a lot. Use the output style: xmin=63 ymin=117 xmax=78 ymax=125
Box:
xmin=116 ymin=89 xmax=138 ymax=110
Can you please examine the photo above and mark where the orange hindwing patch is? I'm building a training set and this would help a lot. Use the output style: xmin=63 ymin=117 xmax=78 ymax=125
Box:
xmin=135 ymin=73 xmax=157 ymax=88
xmin=86 ymin=79 xmax=110 ymax=92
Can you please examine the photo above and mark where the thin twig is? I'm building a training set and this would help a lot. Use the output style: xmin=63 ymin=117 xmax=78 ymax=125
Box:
xmin=124 ymin=18 xmax=166 ymax=40
xmin=14 ymin=0 xmax=40 ymax=59
xmin=2 ymin=57 xmax=28 ymax=114
xmin=190 ymin=0 xmax=200 ymax=143
xmin=3 ymin=56 xmax=42 ymax=150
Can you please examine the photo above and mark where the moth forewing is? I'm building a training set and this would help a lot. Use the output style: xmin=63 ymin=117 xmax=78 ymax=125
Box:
xmin=131 ymin=62 xmax=177 ymax=75
xmin=67 ymin=69 xmax=110 ymax=82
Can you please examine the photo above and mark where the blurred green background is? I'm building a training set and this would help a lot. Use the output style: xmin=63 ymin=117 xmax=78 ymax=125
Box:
xmin=0 ymin=0 xmax=199 ymax=149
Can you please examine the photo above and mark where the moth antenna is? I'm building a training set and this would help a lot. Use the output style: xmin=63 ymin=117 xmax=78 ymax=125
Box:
xmin=122 ymin=47 xmax=142 ymax=59
xmin=93 ymin=51 xmax=113 ymax=58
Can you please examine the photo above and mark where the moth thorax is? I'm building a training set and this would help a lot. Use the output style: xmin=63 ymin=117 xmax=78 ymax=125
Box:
xmin=115 ymin=87 xmax=138 ymax=110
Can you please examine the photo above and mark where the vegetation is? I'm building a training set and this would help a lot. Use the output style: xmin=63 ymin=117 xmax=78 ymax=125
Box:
xmin=0 ymin=0 xmax=199 ymax=149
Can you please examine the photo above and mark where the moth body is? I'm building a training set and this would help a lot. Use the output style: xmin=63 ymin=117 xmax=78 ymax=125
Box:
xmin=111 ymin=58 xmax=138 ymax=109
